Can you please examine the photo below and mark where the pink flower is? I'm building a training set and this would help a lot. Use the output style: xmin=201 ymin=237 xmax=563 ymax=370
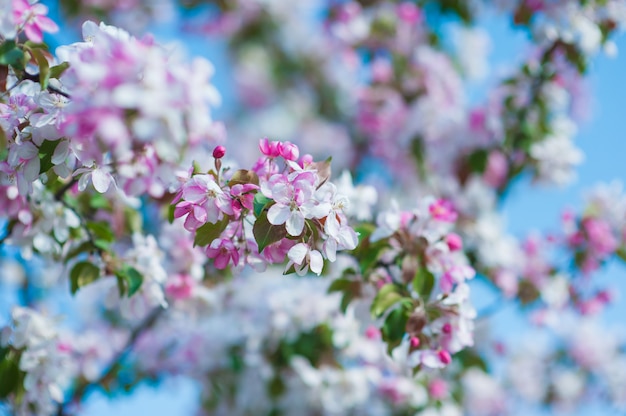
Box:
xmin=428 ymin=379 xmax=448 ymax=400
xmin=12 ymin=0 xmax=59 ymax=43
xmin=278 ymin=141 xmax=299 ymax=161
xmin=206 ymin=238 xmax=240 ymax=269
xmin=165 ymin=274 xmax=195 ymax=300
xmin=396 ymin=2 xmax=422 ymax=24
xmin=429 ymin=199 xmax=458 ymax=223
xmin=181 ymin=174 xmax=233 ymax=224
xmin=259 ymin=138 xmax=281 ymax=158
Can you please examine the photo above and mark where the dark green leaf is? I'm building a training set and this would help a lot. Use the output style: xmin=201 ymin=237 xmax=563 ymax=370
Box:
xmin=115 ymin=265 xmax=143 ymax=297
xmin=381 ymin=308 xmax=408 ymax=353
xmin=86 ymin=221 xmax=115 ymax=243
xmin=30 ymin=48 xmax=50 ymax=90
xmin=194 ymin=216 xmax=229 ymax=247
xmin=455 ymin=349 xmax=488 ymax=372
xmin=328 ymin=278 xmax=352 ymax=293
xmin=167 ymin=204 xmax=176 ymax=224
xmin=0 ymin=40 xmax=24 ymax=68
xmin=253 ymin=193 xmax=272 ymax=218
xmin=38 ymin=139 xmax=61 ymax=174
xmin=253 ymin=211 xmax=287 ymax=253
xmin=413 ymin=267 xmax=435 ymax=300
xmin=467 ymin=149 xmax=489 ymax=173
xmin=0 ymin=358 xmax=20 ymax=399
xmin=70 ymin=261 xmax=100 ymax=295
xmin=371 ymin=284 xmax=403 ymax=318
xmin=49 ymin=61 xmax=70 ymax=79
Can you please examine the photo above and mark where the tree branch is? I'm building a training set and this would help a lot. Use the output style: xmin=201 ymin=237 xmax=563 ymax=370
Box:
xmin=56 ymin=306 xmax=166 ymax=416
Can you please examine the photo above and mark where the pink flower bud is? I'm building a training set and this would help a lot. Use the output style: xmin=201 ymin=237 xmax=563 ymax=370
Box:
xmin=279 ymin=141 xmax=299 ymax=161
xmin=299 ymin=154 xmax=314 ymax=168
xmin=445 ymin=233 xmax=463 ymax=251
xmin=438 ymin=349 xmax=452 ymax=365
xmin=442 ymin=323 xmax=452 ymax=334
xmin=259 ymin=138 xmax=281 ymax=157
xmin=410 ymin=336 xmax=420 ymax=348
xmin=212 ymin=145 xmax=226 ymax=159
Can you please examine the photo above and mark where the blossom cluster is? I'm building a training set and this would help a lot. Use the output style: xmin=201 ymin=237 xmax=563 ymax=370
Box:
xmin=172 ymin=139 xmax=359 ymax=274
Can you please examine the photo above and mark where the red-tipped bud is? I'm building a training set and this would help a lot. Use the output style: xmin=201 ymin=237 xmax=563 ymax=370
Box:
xmin=438 ymin=349 xmax=452 ymax=365
xmin=410 ymin=336 xmax=420 ymax=348
xmin=213 ymin=145 xmax=226 ymax=159
xmin=445 ymin=233 xmax=463 ymax=251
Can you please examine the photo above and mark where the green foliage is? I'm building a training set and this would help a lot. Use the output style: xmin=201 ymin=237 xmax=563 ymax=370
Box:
xmin=328 ymin=273 xmax=361 ymax=313
xmin=194 ymin=216 xmax=229 ymax=247
xmin=70 ymin=261 xmax=101 ymax=295
xmin=86 ymin=221 xmax=116 ymax=251
xmin=371 ymin=284 xmax=404 ymax=318
xmin=115 ymin=265 xmax=144 ymax=297
xmin=253 ymin=211 xmax=287 ymax=253
xmin=38 ymin=140 xmax=61 ymax=175
xmin=0 ymin=40 xmax=25 ymax=69
xmin=29 ymin=48 xmax=50 ymax=90
xmin=253 ymin=193 xmax=272 ymax=218
xmin=381 ymin=307 xmax=409 ymax=353
xmin=350 ymin=223 xmax=389 ymax=275
xmin=0 ymin=357 xmax=20 ymax=399
xmin=413 ymin=267 xmax=435 ymax=300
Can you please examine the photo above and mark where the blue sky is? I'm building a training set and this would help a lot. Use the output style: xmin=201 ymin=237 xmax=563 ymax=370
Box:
xmin=2 ymin=3 xmax=626 ymax=415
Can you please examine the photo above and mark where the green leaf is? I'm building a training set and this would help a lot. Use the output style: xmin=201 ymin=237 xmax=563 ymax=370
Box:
xmin=30 ymin=48 xmax=50 ymax=90
xmin=38 ymin=139 xmax=61 ymax=174
xmin=467 ymin=149 xmax=489 ymax=173
xmin=413 ymin=267 xmax=435 ymax=300
xmin=371 ymin=284 xmax=403 ymax=318
xmin=616 ymin=248 xmax=626 ymax=263
xmin=115 ymin=265 xmax=143 ymax=297
xmin=328 ymin=278 xmax=352 ymax=293
xmin=167 ymin=204 xmax=176 ymax=224
xmin=49 ymin=61 xmax=70 ymax=79
xmin=381 ymin=308 xmax=408 ymax=353
xmin=0 ymin=358 xmax=20 ymax=399
xmin=253 ymin=193 xmax=272 ymax=218
xmin=455 ymin=349 xmax=488 ymax=372
xmin=86 ymin=221 xmax=115 ymax=243
xmin=228 ymin=169 xmax=259 ymax=187
xmin=194 ymin=216 xmax=229 ymax=247
xmin=253 ymin=211 xmax=287 ymax=253
xmin=0 ymin=40 xmax=24 ymax=68
xmin=70 ymin=261 xmax=101 ymax=295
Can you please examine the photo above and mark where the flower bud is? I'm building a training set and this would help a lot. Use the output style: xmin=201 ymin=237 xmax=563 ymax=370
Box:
xmin=445 ymin=233 xmax=463 ymax=251
xmin=442 ymin=323 xmax=452 ymax=334
xmin=213 ymin=145 xmax=226 ymax=159
xmin=409 ymin=336 xmax=420 ymax=348
xmin=279 ymin=141 xmax=299 ymax=161
xmin=438 ymin=349 xmax=452 ymax=365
